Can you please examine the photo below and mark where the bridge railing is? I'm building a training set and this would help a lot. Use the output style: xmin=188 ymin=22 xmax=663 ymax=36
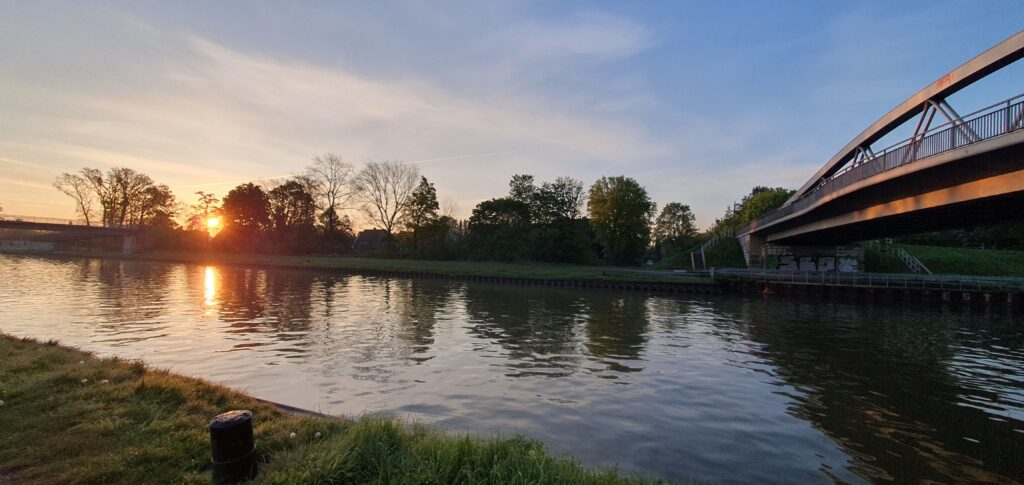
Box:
xmin=745 ymin=92 xmax=1024 ymax=232
xmin=0 ymin=214 xmax=134 ymax=229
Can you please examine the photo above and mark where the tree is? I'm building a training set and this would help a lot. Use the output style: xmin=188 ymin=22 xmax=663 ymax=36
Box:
xmin=55 ymin=167 xmax=175 ymax=227
xmin=268 ymin=180 xmax=317 ymax=231
xmin=222 ymin=183 xmax=270 ymax=231
xmin=135 ymin=184 xmax=178 ymax=228
xmin=53 ymin=172 xmax=97 ymax=225
xmin=304 ymin=153 xmax=355 ymax=235
xmin=466 ymin=198 xmax=531 ymax=261
xmin=399 ymin=176 xmax=440 ymax=253
xmin=739 ymin=188 xmax=794 ymax=223
xmin=187 ymin=191 xmax=220 ymax=231
xmin=534 ymin=176 xmax=585 ymax=223
xmin=653 ymin=203 xmax=697 ymax=257
xmin=439 ymin=195 xmax=460 ymax=219
xmin=508 ymin=174 xmax=537 ymax=208
xmin=402 ymin=177 xmax=440 ymax=230
xmin=352 ymin=160 xmax=420 ymax=237
xmin=587 ymin=176 xmax=656 ymax=265
xmin=267 ymin=180 xmax=317 ymax=253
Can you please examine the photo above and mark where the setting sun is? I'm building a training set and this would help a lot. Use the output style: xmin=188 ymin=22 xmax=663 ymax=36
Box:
xmin=205 ymin=217 xmax=222 ymax=237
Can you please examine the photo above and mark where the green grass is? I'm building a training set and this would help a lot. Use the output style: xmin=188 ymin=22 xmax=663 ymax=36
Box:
xmin=655 ymin=238 xmax=747 ymax=270
xmin=0 ymin=334 xmax=665 ymax=484
xmin=863 ymin=249 xmax=912 ymax=274
xmin=901 ymin=244 xmax=1024 ymax=277
xmin=34 ymin=250 xmax=708 ymax=285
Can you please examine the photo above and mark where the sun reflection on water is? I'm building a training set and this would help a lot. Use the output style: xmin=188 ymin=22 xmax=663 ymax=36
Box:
xmin=203 ymin=266 xmax=217 ymax=314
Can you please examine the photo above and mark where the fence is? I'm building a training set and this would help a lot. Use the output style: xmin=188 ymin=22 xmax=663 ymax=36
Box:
xmin=710 ymin=268 xmax=1024 ymax=292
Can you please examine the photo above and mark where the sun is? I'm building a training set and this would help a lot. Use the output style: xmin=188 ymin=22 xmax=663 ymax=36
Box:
xmin=206 ymin=217 xmax=222 ymax=237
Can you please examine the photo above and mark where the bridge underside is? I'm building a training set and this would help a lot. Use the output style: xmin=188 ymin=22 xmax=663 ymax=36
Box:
xmin=741 ymin=134 xmax=1024 ymax=270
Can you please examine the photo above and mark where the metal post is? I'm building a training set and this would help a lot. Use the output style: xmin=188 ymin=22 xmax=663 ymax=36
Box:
xmin=210 ymin=410 xmax=257 ymax=483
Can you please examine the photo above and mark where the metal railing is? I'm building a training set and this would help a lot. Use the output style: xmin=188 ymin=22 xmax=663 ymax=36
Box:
xmin=0 ymin=214 xmax=133 ymax=229
xmin=711 ymin=268 xmax=1024 ymax=292
xmin=746 ymin=92 xmax=1024 ymax=231
xmin=865 ymin=240 xmax=931 ymax=274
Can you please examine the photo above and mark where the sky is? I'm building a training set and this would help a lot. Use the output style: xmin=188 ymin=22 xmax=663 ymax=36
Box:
xmin=1 ymin=1 xmax=1023 ymax=228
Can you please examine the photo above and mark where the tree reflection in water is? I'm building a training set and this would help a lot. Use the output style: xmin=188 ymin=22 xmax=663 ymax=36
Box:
xmin=2 ymin=254 xmax=1023 ymax=484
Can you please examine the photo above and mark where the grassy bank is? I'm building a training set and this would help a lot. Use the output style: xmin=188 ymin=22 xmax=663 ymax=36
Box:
xmin=0 ymin=334 xmax=662 ymax=484
xmin=31 ymin=250 xmax=708 ymax=285
xmin=655 ymin=238 xmax=747 ymax=271
xmin=902 ymin=244 xmax=1024 ymax=277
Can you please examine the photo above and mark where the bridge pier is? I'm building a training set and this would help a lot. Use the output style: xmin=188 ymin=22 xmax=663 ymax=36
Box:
xmin=737 ymin=235 xmax=865 ymax=272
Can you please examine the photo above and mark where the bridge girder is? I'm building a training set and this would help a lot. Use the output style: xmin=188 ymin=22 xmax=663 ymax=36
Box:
xmin=790 ymin=29 xmax=1024 ymax=202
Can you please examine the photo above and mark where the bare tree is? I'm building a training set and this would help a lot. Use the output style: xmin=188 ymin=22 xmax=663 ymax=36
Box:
xmin=305 ymin=153 xmax=356 ymax=233
xmin=53 ymin=172 xmax=97 ymax=225
xmin=352 ymin=160 xmax=420 ymax=236
xmin=440 ymin=195 xmax=460 ymax=219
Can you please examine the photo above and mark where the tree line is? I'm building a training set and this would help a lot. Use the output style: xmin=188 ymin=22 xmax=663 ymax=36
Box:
xmin=51 ymin=154 xmax=730 ymax=265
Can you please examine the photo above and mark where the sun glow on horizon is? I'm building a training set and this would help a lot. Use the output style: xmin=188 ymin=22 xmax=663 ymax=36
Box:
xmin=206 ymin=217 xmax=222 ymax=237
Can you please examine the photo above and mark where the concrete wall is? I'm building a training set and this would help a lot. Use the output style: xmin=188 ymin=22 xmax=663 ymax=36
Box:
xmin=0 ymin=240 xmax=55 ymax=251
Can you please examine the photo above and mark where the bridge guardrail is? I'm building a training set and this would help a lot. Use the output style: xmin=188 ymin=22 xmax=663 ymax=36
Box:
xmin=744 ymin=93 xmax=1024 ymax=233
xmin=0 ymin=215 xmax=135 ymax=229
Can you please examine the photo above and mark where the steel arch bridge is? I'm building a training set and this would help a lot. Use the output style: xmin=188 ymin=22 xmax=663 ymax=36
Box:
xmin=738 ymin=30 xmax=1024 ymax=272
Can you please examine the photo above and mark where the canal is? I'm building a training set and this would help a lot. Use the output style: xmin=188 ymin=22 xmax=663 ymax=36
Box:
xmin=0 ymin=254 xmax=1021 ymax=483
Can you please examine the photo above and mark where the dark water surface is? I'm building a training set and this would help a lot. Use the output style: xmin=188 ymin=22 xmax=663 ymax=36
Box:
xmin=0 ymin=254 xmax=1022 ymax=483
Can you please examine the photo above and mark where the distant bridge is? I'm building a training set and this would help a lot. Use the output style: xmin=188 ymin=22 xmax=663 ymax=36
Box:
xmin=738 ymin=30 xmax=1024 ymax=271
xmin=0 ymin=215 xmax=141 ymax=253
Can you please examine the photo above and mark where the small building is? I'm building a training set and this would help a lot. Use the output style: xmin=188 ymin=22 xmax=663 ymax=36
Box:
xmin=352 ymin=229 xmax=390 ymax=252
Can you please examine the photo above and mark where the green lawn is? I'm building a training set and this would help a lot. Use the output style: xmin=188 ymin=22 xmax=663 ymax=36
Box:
xmin=901 ymin=244 xmax=1024 ymax=277
xmin=44 ymin=250 xmax=709 ymax=285
xmin=0 ymin=334 xmax=665 ymax=484
xmin=655 ymin=237 xmax=747 ymax=270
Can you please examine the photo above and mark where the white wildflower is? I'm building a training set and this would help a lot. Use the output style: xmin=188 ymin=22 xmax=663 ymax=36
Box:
xmin=81 ymin=378 xmax=88 ymax=384
xmin=314 ymin=432 xmax=322 ymax=439
xmin=100 ymin=379 xmax=110 ymax=384
xmin=289 ymin=432 xmax=296 ymax=439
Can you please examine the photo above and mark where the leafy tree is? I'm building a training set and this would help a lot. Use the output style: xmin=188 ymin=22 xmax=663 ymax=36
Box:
xmin=466 ymin=198 xmax=531 ymax=261
xmin=268 ymin=180 xmax=318 ymax=253
xmin=739 ymin=188 xmax=794 ymax=223
xmin=534 ymin=176 xmax=585 ymax=223
xmin=135 ymin=184 xmax=178 ymax=228
xmin=653 ymin=202 xmax=697 ymax=257
xmin=399 ymin=176 xmax=441 ymax=253
xmin=222 ymin=183 xmax=270 ymax=231
xmin=587 ymin=176 xmax=656 ymax=265
xmin=268 ymin=181 xmax=317 ymax=231
xmin=508 ymin=174 xmax=537 ymax=208
xmin=402 ymin=177 xmax=440 ymax=230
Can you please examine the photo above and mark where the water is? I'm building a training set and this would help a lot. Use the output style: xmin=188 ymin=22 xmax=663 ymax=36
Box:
xmin=0 ymin=254 xmax=1022 ymax=484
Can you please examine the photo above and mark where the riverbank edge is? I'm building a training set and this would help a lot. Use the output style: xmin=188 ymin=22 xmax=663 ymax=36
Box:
xmin=3 ymin=249 xmax=724 ymax=294
xmin=0 ymin=334 xmax=665 ymax=484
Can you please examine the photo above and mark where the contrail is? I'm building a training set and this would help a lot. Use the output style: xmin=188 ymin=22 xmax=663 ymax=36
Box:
xmin=180 ymin=174 xmax=292 ymax=189
xmin=179 ymin=150 xmax=516 ymax=189
xmin=405 ymin=151 xmax=516 ymax=165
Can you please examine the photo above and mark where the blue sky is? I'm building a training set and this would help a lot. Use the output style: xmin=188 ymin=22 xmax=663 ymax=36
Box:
xmin=1 ymin=1 xmax=1022 ymax=227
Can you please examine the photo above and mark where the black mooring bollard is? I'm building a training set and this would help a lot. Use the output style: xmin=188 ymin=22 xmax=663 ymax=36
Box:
xmin=210 ymin=410 xmax=257 ymax=483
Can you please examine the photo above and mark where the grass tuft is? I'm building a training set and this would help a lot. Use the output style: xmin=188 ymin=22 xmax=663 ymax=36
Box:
xmin=0 ymin=334 xmax=666 ymax=484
